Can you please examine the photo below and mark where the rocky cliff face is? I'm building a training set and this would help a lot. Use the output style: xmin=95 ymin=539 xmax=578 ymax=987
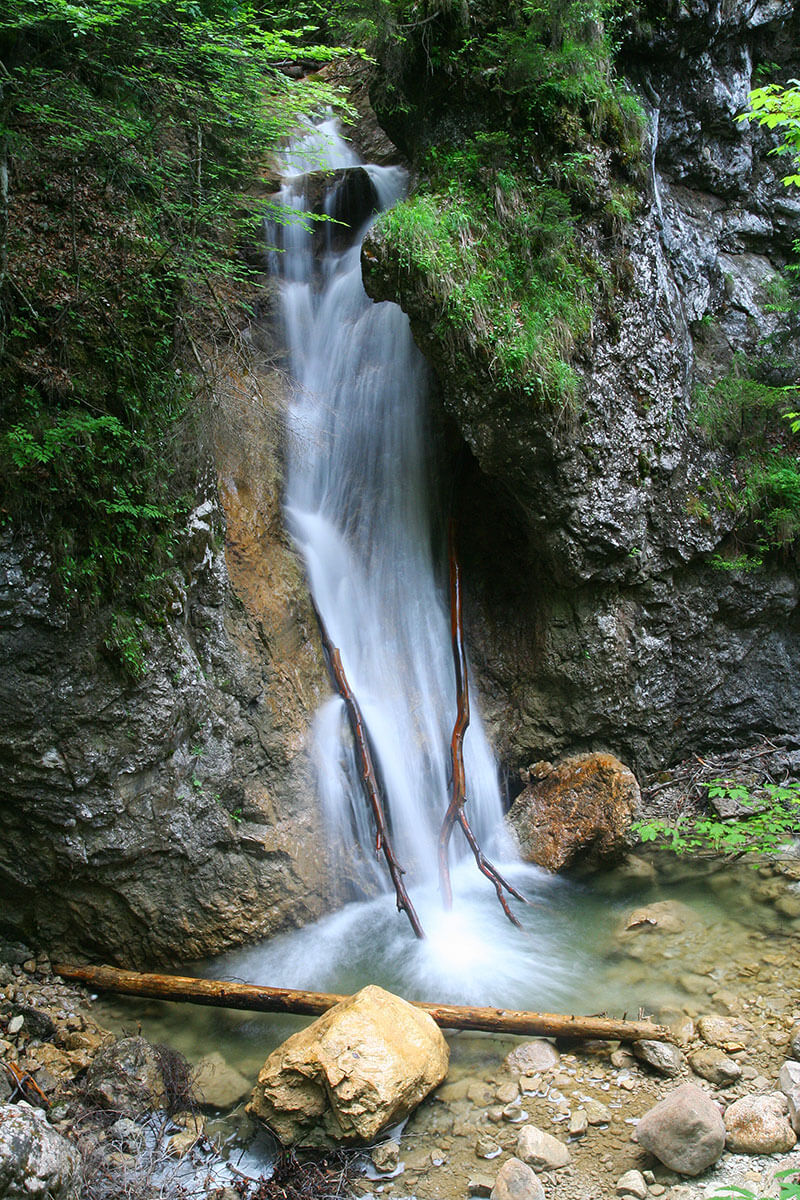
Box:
xmin=363 ymin=0 xmax=800 ymax=777
xmin=0 ymin=335 xmax=334 ymax=966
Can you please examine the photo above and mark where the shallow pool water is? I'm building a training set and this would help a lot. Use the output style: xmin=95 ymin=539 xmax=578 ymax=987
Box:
xmin=94 ymin=850 xmax=800 ymax=1083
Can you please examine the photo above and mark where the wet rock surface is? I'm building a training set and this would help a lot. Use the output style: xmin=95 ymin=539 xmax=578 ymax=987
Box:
xmin=0 ymin=280 xmax=331 ymax=966
xmin=363 ymin=0 xmax=800 ymax=775
xmin=0 ymin=1101 xmax=80 ymax=1199
xmin=507 ymin=753 xmax=639 ymax=873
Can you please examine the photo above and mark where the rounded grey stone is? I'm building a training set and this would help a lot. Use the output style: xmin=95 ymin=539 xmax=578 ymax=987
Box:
xmin=0 ymin=1101 xmax=80 ymax=1199
xmin=634 ymin=1082 xmax=725 ymax=1176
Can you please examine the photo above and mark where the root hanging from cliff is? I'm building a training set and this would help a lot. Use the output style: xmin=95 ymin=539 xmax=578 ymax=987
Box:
xmin=438 ymin=523 xmax=526 ymax=926
xmin=311 ymin=599 xmax=426 ymax=940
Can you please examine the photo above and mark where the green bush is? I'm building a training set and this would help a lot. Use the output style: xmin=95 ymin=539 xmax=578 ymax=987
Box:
xmin=693 ymin=365 xmax=800 ymax=559
xmin=634 ymin=779 xmax=800 ymax=860
xmin=0 ymin=0 xmax=342 ymax=611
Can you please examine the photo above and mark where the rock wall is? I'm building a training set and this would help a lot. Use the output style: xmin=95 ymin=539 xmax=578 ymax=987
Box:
xmin=363 ymin=0 xmax=800 ymax=777
xmin=0 ymin=330 xmax=333 ymax=966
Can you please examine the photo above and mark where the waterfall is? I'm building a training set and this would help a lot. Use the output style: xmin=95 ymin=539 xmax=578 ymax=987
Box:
xmin=213 ymin=118 xmax=574 ymax=1009
xmin=274 ymin=118 xmax=505 ymax=897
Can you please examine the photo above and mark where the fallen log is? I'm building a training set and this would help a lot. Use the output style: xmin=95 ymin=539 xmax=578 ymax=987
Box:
xmin=54 ymin=963 xmax=670 ymax=1043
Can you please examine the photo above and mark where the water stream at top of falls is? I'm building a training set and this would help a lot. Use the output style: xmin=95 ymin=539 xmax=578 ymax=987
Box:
xmin=276 ymin=117 xmax=505 ymax=892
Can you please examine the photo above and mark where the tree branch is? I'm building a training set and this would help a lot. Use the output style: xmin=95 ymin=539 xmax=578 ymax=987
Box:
xmin=312 ymin=599 xmax=425 ymax=939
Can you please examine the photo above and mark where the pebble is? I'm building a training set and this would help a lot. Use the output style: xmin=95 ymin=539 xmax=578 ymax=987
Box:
xmin=468 ymin=1175 xmax=495 ymax=1197
xmin=496 ymin=1082 xmax=519 ymax=1104
xmin=789 ymin=1024 xmax=800 ymax=1059
xmin=168 ymin=1114 xmax=205 ymax=1157
xmin=616 ymin=1169 xmax=648 ymax=1198
xmin=475 ymin=1135 xmax=501 ymax=1159
xmin=569 ymin=1109 xmax=588 ymax=1136
xmin=696 ymin=1015 xmax=753 ymax=1052
xmin=633 ymin=1040 xmax=684 ymax=1078
xmin=583 ymin=1098 xmax=612 ymax=1125
xmin=516 ymin=1124 xmax=571 ymax=1170
xmin=687 ymin=1047 xmax=742 ymax=1086
xmin=490 ymin=1156 xmax=545 ymax=1200
xmin=372 ymin=1140 xmax=401 ymax=1173
xmin=468 ymin=1081 xmax=496 ymax=1107
xmin=505 ymin=1042 xmax=560 ymax=1075
xmin=7 ymin=1016 xmax=23 ymax=1035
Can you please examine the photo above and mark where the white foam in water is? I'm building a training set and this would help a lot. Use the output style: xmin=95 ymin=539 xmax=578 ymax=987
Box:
xmin=215 ymin=861 xmax=578 ymax=1011
xmin=223 ymin=117 xmax=572 ymax=1005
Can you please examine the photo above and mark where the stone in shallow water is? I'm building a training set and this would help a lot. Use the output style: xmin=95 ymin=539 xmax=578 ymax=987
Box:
xmin=490 ymin=1156 xmax=545 ymax=1200
xmin=634 ymin=1082 xmax=725 ymax=1176
xmin=371 ymin=1139 xmax=400 ymax=1172
xmin=506 ymin=752 xmax=639 ymax=872
xmin=475 ymin=1134 xmax=501 ymax=1159
xmin=505 ymin=1042 xmax=560 ymax=1075
xmin=247 ymin=984 xmax=448 ymax=1145
xmin=516 ymin=1124 xmax=570 ymax=1170
xmin=85 ymin=1036 xmax=165 ymax=1115
xmin=724 ymin=1092 xmax=797 ymax=1154
xmin=467 ymin=1080 xmax=496 ymax=1107
xmin=194 ymin=1051 xmax=250 ymax=1109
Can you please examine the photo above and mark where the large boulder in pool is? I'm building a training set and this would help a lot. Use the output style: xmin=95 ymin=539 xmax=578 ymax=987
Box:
xmin=247 ymin=984 xmax=449 ymax=1145
xmin=506 ymin=752 xmax=639 ymax=872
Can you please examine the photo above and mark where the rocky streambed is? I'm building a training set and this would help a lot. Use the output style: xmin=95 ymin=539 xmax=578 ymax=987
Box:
xmin=2 ymin=839 xmax=800 ymax=1200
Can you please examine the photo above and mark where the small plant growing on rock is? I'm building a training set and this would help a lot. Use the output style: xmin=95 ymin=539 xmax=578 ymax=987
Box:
xmin=711 ymin=1167 xmax=800 ymax=1199
xmin=633 ymin=779 xmax=800 ymax=859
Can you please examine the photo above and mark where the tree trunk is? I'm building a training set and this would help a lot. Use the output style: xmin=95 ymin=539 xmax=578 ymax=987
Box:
xmin=53 ymin=963 xmax=670 ymax=1042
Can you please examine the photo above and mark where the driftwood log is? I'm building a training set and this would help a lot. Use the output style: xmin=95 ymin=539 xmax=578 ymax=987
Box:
xmin=54 ymin=963 xmax=670 ymax=1042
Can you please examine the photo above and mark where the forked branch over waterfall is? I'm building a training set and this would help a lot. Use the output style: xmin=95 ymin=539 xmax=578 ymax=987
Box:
xmin=311 ymin=599 xmax=426 ymax=939
xmin=438 ymin=522 xmax=527 ymax=925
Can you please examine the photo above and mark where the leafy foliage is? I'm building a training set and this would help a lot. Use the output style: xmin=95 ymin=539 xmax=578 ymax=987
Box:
xmin=370 ymin=0 xmax=645 ymax=408
xmin=0 ymin=0 xmax=341 ymax=620
xmin=693 ymin=362 xmax=800 ymax=562
xmin=377 ymin=151 xmax=601 ymax=401
xmin=711 ymin=1168 xmax=800 ymax=1200
xmin=738 ymin=81 xmax=800 ymax=187
xmin=634 ymin=779 xmax=800 ymax=860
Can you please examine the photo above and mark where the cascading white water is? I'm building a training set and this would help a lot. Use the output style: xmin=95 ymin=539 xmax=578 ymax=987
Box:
xmin=215 ymin=120 xmax=571 ymax=1008
xmin=277 ymin=118 xmax=505 ymax=890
